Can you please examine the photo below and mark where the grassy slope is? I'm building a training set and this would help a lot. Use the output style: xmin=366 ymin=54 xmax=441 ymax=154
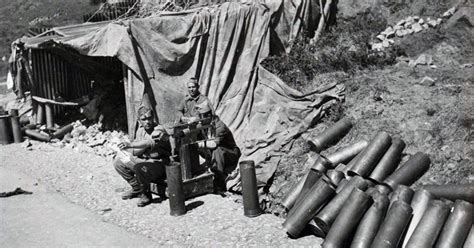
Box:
xmin=264 ymin=1 xmax=472 ymax=213
xmin=0 ymin=0 xmax=98 ymax=79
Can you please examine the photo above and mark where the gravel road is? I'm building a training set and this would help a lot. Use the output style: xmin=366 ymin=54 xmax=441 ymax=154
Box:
xmin=0 ymin=142 xmax=322 ymax=246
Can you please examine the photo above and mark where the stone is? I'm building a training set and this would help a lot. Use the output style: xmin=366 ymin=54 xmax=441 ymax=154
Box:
xmin=376 ymin=34 xmax=385 ymax=41
xmin=409 ymin=54 xmax=433 ymax=67
xmin=384 ymin=27 xmax=395 ymax=38
xmin=412 ymin=23 xmax=423 ymax=32
xmin=382 ymin=40 xmax=390 ymax=48
xmin=442 ymin=7 xmax=456 ymax=18
xmin=372 ymin=43 xmax=383 ymax=51
xmin=436 ymin=18 xmax=443 ymax=25
xmin=404 ymin=21 xmax=412 ymax=29
xmin=427 ymin=19 xmax=438 ymax=27
xmin=387 ymin=39 xmax=395 ymax=44
xmin=419 ymin=76 xmax=436 ymax=86
xmin=418 ymin=18 xmax=424 ymax=24
xmin=422 ymin=24 xmax=429 ymax=29
xmin=394 ymin=25 xmax=403 ymax=30
xmin=22 ymin=140 xmax=32 ymax=148
xmin=396 ymin=19 xmax=406 ymax=26
xmin=396 ymin=29 xmax=405 ymax=37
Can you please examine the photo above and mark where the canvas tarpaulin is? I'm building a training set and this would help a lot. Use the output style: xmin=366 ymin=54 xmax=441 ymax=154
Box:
xmin=21 ymin=0 xmax=344 ymax=192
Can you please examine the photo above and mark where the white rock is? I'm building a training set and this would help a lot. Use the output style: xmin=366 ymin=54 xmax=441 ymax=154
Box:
xmin=372 ymin=43 xmax=383 ymax=51
xmin=422 ymin=24 xmax=429 ymax=29
xmin=418 ymin=18 xmax=424 ymax=24
xmin=404 ymin=21 xmax=412 ymax=28
xmin=427 ymin=19 xmax=438 ymax=27
xmin=396 ymin=19 xmax=406 ymax=26
xmin=436 ymin=18 xmax=443 ymax=25
xmin=420 ymin=76 xmax=436 ymax=86
xmin=412 ymin=23 xmax=423 ymax=32
xmin=410 ymin=54 xmax=433 ymax=67
xmin=382 ymin=40 xmax=390 ymax=48
xmin=442 ymin=7 xmax=456 ymax=18
xmin=406 ymin=29 xmax=414 ymax=34
xmin=394 ymin=25 xmax=403 ymax=30
xmin=396 ymin=29 xmax=405 ymax=37
xmin=387 ymin=39 xmax=395 ymax=44
xmin=376 ymin=34 xmax=386 ymax=41
xmin=382 ymin=26 xmax=395 ymax=38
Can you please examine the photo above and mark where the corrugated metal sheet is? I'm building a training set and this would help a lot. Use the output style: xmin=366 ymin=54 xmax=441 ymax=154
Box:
xmin=30 ymin=49 xmax=93 ymax=115
xmin=29 ymin=49 xmax=121 ymax=116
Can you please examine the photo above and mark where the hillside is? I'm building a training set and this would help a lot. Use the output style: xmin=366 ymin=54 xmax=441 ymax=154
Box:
xmin=0 ymin=0 xmax=99 ymax=80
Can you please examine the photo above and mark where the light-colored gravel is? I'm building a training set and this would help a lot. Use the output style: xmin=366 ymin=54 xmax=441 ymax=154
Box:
xmin=0 ymin=142 xmax=323 ymax=246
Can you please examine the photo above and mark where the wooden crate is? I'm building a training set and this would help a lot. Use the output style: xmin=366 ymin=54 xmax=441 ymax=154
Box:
xmin=150 ymin=171 xmax=214 ymax=200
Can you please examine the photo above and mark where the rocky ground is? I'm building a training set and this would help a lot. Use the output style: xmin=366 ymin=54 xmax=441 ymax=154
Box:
xmin=268 ymin=2 xmax=473 ymax=213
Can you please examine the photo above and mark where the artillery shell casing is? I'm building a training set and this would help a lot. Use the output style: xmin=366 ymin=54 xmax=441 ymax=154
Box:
xmin=371 ymin=201 xmax=413 ymax=248
xmin=348 ymin=131 xmax=392 ymax=177
xmin=405 ymin=200 xmax=450 ymax=248
xmin=323 ymin=188 xmax=373 ymax=248
xmin=325 ymin=140 xmax=368 ymax=166
xmin=313 ymin=176 xmax=368 ymax=236
xmin=351 ymin=190 xmax=390 ymax=248
xmin=383 ymin=152 xmax=430 ymax=190
xmin=368 ymin=137 xmax=406 ymax=183
xmin=435 ymin=200 xmax=473 ymax=248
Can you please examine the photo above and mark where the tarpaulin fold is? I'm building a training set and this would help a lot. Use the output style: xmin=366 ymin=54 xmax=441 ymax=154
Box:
xmin=19 ymin=0 xmax=343 ymax=192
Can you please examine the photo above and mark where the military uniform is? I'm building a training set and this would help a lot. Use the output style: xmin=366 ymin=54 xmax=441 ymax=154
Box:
xmin=113 ymin=124 xmax=171 ymax=195
xmin=211 ymin=117 xmax=241 ymax=191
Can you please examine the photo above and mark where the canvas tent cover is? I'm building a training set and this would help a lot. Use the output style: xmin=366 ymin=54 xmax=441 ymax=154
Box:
xmin=22 ymin=0 xmax=344 ymax=193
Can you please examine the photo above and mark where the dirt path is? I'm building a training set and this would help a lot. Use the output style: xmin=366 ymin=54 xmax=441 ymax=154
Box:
xmin=0 ymin=167 xmax=156 ymax=247
xmin=0 ymin=143 xmax=322 ymax=246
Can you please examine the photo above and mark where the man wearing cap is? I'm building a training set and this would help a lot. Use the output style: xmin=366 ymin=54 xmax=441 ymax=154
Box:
xmin=178 ymin=77 xmax=213 ymax=123
xmin=194 ymin=100 xmax=241 ymax=192
xmin=113 ymin=105 xmax=171 ymax=207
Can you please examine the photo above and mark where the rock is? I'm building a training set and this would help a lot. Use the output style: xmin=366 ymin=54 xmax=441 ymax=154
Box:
xmin=419 ymin=76 xmax=436 ymax=86
xmin=394 ymin=25 xmax=403 ymax=30
xmin=436 ymin=18 xmax=442 ymax=25
xmin=447 ymin=163 xmax=456 ymax=169
xmin=404 ymin=21 xmax=412 ymax=29
xmin=387 ymin=39 xmax=394 ymax=44
xmin=442 ymin=7 xmax=456 ymax=18
xmin=22 ymin=140 xmax=32 ymax=148
xmin=427 ymin=19 xmax=438 ymax=27
xmin=418 ymin=18 xmax=424 ymax=24
xmin=376 ymin=34 xmax=385 ymax=41
xmin=422 ymin=23 xmax=429 ymax=29
xmin=409 ymin=54 xmax=433 ymax=67
xmin=396 ymin=29 xmax=405 ymax=37
xmin=372 ymin=43 xmax=383 ymax=51
xmin=460 ymin=63 xmax=473 ymax=68
xmin=396 ymin=19 xmax=406 ymax=26
xmin=383 ymin=26 xmax=395 ymax=38
xmin=412 ymin=23 xmax=423 ymax=32
xmin=382 ymin=40 xmax=390 ymax=48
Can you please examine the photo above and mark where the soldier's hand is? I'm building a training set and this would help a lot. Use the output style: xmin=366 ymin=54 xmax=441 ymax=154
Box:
xmin=118 ymin=142 xmax=130 ymax=149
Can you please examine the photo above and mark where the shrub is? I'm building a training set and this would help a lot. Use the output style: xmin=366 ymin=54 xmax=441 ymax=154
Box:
xmin=262 ymin=10 xmax=404 ymax=93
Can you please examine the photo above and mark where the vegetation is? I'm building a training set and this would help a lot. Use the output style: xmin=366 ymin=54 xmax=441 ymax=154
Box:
xmin=0 ymin=0 xmax=99 ymax=79
xmin=262 ymin=11 xmax=404 ymax=94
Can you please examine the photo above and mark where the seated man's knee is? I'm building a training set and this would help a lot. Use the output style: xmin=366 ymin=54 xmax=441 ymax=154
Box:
xmin=113 ymin=157 xmax=123 ymax=170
